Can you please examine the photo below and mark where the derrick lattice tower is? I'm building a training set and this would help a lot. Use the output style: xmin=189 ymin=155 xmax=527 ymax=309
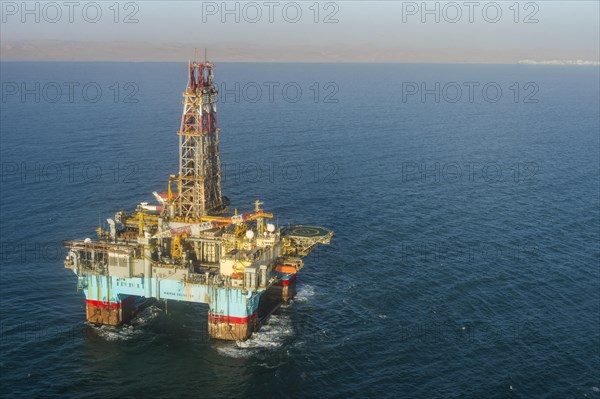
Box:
xmin=176 ymin=57 xmax=224 ymax=220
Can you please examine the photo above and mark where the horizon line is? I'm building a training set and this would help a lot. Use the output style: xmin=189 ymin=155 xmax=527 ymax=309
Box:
xmin=1 ymin=59 xmax=599 ymax=66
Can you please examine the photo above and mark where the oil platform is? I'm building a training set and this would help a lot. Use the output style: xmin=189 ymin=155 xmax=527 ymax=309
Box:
xmin=63 ymin=55 xmax=333 ymax=341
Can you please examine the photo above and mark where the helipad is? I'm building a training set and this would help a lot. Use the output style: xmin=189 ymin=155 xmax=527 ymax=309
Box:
xmin=285 ymin=225 xmax=332 ymax=238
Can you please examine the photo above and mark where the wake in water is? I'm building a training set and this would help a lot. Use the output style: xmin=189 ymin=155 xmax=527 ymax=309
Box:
xmin=216 ymin=313 xmax=296 ymax=358
xmin=87 ymin=305 xmax=163 ymax=342
xmin=89 ymin=323 xmax=142 ymax=342
xmin=293 ymin=284 xmax=315 ymax=303
xmin=216 ymin=284 xmax=321 ymax=357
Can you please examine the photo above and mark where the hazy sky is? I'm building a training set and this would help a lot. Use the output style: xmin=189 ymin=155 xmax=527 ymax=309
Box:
xmin=1 ymin=1 xmax=599 ymax=62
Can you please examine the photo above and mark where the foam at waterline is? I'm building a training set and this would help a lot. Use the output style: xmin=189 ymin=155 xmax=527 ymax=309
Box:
xmin=294 ymin=284 xmax=315 ymax=302
xmin=216 ymin=314 xmax=295 ymax=358
xmin=88 ymin=305 xmax=163 ymax=341
xmin=130 ymin=305 xmax=163 ymax=326
xmin=89 ymin=323 xmax=142 ymax=341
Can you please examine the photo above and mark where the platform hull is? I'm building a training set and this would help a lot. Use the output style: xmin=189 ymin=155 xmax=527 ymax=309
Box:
xmin=76 ymin=272 xmax=295 ymax=340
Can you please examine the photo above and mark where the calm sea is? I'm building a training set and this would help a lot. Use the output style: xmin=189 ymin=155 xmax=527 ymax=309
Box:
xmin=0 ymin=62 xmax=599 ymax=398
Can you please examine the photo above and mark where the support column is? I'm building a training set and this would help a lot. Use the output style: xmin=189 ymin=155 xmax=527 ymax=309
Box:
xmin=281 ymin=274 xmax=297 ymax=302
xmin=208 ymin=311 xmax=258 ymax=341
xmin=85 ymin=296 xmax=136 ymax=326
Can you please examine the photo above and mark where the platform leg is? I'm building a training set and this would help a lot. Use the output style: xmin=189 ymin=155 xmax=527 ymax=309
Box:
xmin=85 ymin=296 xmax=135 ymax=326
xmin=208 ymin=311 xmax=258 ymax=341
xmin=281 ymin=275 xmax=297 ymax=302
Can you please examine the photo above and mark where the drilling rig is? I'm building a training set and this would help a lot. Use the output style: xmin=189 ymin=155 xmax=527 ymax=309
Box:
xmin=63 ymin=54 xmax=333 ymax=341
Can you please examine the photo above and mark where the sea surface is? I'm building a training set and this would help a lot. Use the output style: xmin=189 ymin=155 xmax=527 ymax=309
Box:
xmin=0 ymin=62 xmax=598 ymax=398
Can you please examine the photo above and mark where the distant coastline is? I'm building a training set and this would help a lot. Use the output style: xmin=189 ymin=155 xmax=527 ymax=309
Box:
xmin=518 ymin=59 xmax=600 ymax=66
xmin=2 ymin=41 xmax=598 ymax=65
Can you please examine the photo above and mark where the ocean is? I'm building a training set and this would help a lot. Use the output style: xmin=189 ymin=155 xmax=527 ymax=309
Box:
xmin=0 ymin=62 xmax=598 ymax=398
